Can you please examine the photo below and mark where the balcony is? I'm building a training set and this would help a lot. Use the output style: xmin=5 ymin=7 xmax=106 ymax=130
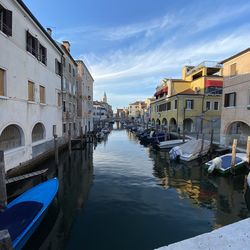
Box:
xmin=186 ymin=61 xmax=223 ymax=76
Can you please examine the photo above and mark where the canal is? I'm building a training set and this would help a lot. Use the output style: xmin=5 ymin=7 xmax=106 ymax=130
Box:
xmin=9 ymin=124 xmax=250 ymax=250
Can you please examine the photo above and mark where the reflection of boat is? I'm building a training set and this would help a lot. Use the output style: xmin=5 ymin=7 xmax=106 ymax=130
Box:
xmin=169 ymin=139 xmax=210 ymax=161
xmin=205 ymin=153 xmax=247 ymax=175
xmin=155 ymin=139 xmax=189 ymax=150
xmin=0 ymin=178 xmax=59 ymax=250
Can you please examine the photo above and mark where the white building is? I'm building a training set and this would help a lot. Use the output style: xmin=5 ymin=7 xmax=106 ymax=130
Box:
xmin=76 ymin=60 xmax=94 ymax=134
xmin=0 ymin=0 xmax=63 ymax=171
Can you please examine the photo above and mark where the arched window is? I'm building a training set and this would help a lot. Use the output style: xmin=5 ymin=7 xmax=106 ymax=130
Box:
xmin=0 ymin=125 xmax=23 ymax=151
xmin=32 ymin=123 xmax=45 ymax=142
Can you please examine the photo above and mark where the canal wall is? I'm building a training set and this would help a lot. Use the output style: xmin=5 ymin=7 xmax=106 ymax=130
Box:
xmin=156 ymin=218 xmax=250 ymax=250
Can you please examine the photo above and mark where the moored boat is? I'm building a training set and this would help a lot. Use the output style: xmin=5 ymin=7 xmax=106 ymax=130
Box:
xmin=0 ymin=178 xmax=59 ymax=250
xmin=205 ymin=153 xmax=247 ymax=175
xmin=155 ymin=139 xmax=189 ymax=150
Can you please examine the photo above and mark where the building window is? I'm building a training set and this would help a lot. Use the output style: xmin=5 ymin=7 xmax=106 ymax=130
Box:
xmin=28 ymin=81 xmax=35 ymax=101
xmin=0 ymin=5 xmax=12 ymax=36
xmin=26 ymin=31 xmax=47 ymax=64
xmin=63 ymin=101 xmax=66 ymax=112
xmin=63 ymin=57 xmax=66 ymax=67
xmin=206 ymin=101 xmax=211 ymax=110
xmin=32 ymin=123 xmax=45 ymax=142
xmin=55 ymin=59 xmax=62 ymax=76
xmin=39 ymin=44 xmax=47 ymax=65
xmin=159 ymin=103 xmax=167 ymax=112
xmin=63 ymin=124 xmax=66 ymax=133
xmin=224 ymin=92 xmax=236 ymax=107
xmin=57 ymin=92 xmax=61 ymax=106
xmin=174 ymin=100 xmax=178 ymax=109
xmin=39 ymin=85 xmax=45 ymax=103
xmin=73 ymin=68 xmax=75 ymax=77
xmin=214 ymin=101 xmax=219 ymax=110
xmin=73 ymin=123 xmax=76 ymax=131
xmin=166 ymin=102 xmax=171 ymax=111
xmin=69 ymin=64 xmax=71 ymax=73
xmin=230 ymin=63 xmax=237 ymax=77
xmin=0 ymin=125 xmax=23 ymax=151
xmin=186 ymin=100 xmax=194 ymax=109
xmin=0 ymin=68 xmax=5 ymax=96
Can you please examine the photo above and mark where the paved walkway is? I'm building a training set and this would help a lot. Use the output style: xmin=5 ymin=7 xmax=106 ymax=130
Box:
xmin=156 ymin=218 xmax=250 ymax=250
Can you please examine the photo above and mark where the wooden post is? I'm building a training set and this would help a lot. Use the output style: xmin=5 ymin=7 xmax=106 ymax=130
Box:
xmin=85 ymin=125 xmax=87 ymax=143
xmin=68 ymin=130 xmax=72 ymax=158
xmin=182 ymin=126 xmax=185 ymax=143
xmin=0 ymin=230 xmax=13 ymax=250
xmin=246 ymin=136 xmax=250 ymax=164
xmin=199 ymin=133 xmax=205 ymax=157
xmin=53 ymin=125 xmax=59 ymax=166
xmin=231 ymin=139 xmax=237 ymax=168
xmin=210 ymin=128 xmax=214 ymax=152
xmin=0 ymin=151 xmax=7 ymax=209
xmin=165 ymin=126 xmax=168 ymax=141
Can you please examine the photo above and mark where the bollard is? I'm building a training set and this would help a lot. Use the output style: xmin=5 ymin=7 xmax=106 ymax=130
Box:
xmin=246 ymin=136 xmax=250 ymax=164
xmin=0 ymin=230 xmax=13 ymax=250
xmin=0 ymin=151 xmax=7 ymax=209
xmin=231 ymin=139 xmax=237 ymax=168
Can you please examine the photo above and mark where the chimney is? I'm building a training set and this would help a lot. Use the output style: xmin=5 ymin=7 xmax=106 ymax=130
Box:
xmin=63 ymin=41 xmax=71 ymax=52
xmin=47 ymin=27 xmax=52 ymax=36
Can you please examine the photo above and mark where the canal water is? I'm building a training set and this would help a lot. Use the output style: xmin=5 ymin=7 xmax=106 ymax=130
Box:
xmin=9 ymin=124 xmax=250 ymax=250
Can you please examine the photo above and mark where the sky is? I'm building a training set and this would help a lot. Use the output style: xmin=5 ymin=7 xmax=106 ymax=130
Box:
xmin=24 ymin=0 xmax=250 ymax=109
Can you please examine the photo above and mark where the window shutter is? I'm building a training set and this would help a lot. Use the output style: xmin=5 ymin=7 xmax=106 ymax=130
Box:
xmin=224 ymin=94 xmax=229 ymax=107
xmin=34 ymin=37 xmax=39 ymax=58
xmin=55 ymin=59 xmax=58 ymax=74
xmin=233 ymin=92 xmax=236 ymax=106
xmin=191 ymin=100 xmax=194 ymax=109
xmin=44 ymin=47 xmax=47 ymax=65
xmin=4 ymin=9 xmax=12 ymax=36
xmin=0 ymin=69 xmax=4 ymax=96
xmin=26 ymin=30 xmax=29 ymax=51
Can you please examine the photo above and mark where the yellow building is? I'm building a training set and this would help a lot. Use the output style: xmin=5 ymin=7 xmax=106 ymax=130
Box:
xmin=150 ymin=61 xmax=223 ymax=134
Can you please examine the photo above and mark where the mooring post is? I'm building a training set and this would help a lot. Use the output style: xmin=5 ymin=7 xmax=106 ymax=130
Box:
xmin=199 ymin=133 xmax=205 ymax=157
xmin=0 ymin=230 xmax=13 ymax=250
xmin=182 ymin=126 xmax=185 ymax=143
xmin=0 ymin=151 xmax=7 ymax=209
xmin=68 ymin=130 xmax=72 ymax=158
xmin=53 ymin=125 xmax=59 ymax=166
xmin=246 ymin=136 xmax=250 ymax=165
xmin=85 ymin=125 xmax=87 ymax=143
xmin=231 ymin=139 xmax=237 ymax=168
xmin=210 ymin=128 xmax=214 ymax=152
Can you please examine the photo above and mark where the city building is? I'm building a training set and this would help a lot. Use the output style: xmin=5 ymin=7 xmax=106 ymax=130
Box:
xmin=128 ymin=101 xmax=147 ymax=122
xmin=116 ymin=108 xmax=129 ymax=119
xmin=93 ymin=101 xmax=108 ymax=124
xmin=150 ymin=61 xmax=223 ymax=134
xmin=220 ymin=48 xmax=250 ymax=147
xmin=76 ymin=60 xmax=94 ymax=134
xmin=59 ymin=41 xmax=78 ymax=138
xmin=0 ymin=0 xmax=63 ymax=171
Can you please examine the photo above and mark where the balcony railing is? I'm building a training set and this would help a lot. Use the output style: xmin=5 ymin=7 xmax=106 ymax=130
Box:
xmin=186 ymin=61 xmax=223 ymax=76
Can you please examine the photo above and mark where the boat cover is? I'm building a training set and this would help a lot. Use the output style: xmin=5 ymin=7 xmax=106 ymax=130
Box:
xmin=221 ymin=156 xmax=243 ymax=170
xmin=0 ymin=201 xmax=43 ymax=241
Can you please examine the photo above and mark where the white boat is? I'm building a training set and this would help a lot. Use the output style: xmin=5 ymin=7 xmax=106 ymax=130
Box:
xmin=157 ymin=139 xmax=189 ymax=149
xmin=169 ymin=139 xmax=210 ymax=162
xmin=205 ymin=153 xmax=247 ymax=175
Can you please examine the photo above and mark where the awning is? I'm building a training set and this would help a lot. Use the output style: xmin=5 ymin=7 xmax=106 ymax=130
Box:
xmin=205 ymin=79 xmax=223 ymax=88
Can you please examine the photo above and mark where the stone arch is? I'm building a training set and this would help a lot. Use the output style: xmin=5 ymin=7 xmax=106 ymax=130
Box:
xmin=151 ymin=119 xmax=155 ymax=125
xmin=225 ymin=121 xmax=250 ymax=147
xmin=169 ymin=118 xmax=177 ymax=132
xmin=32 ymin=122 xmax=46 ymax=142
xmin=0 ymin=124 xmax=24 ymax=151
xmin=156 ymin=119 xmax=161 ymax=125
xmin=183 ymin=118 xmax=194 ymax=132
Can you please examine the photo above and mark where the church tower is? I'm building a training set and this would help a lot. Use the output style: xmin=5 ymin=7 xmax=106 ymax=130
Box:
xmin=103 ymin=92 xmax=107 ymax=103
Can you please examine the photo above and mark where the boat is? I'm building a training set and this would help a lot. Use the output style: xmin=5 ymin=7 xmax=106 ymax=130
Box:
xmin=0 ymin=178 xmax=59 ymax=250
xmin=169 ymin=139 xmax=210 ymax=161
xmin=205 ymin=153 xmax=247 ymax=175
xmin=155 ymin=139 xmax=189 ymax=150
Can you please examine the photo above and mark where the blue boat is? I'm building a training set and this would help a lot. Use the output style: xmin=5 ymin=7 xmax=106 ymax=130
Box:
xmin=205 ymin=153 xmax=247 ymax=175
xmin=0 ymin=178 xmax=59 ymax=250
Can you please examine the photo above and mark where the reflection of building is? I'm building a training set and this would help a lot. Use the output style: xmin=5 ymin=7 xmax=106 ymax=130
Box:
xmin=150 ymin=62 xmax=223 ymax=133
xmin=128 ymin=101 xmax=147 ymax=122
xmin=76 ymin=60 xmax=94 ymax=134
xmin=0 ymin=0 xmax=63 ymax=171
xmin=220 ymin=48 xmax=250 ymax=148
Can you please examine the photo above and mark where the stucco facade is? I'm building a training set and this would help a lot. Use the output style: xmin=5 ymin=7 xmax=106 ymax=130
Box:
xmin=220 ymin=48 xmax=250 ymax=147
xmin=0 ymin=0 xmax=63 ymax=171
xmin=76 ymin=60 xmax=94 ymax=134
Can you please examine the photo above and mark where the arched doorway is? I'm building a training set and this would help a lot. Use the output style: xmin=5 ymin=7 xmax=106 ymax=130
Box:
xmin=151 ymin=119 xmax=155 ymax=126
xmin=226 ymin=121 xmax=250 ymax=147
xmin=169 ymin=118 xmax=177 ymax=132
xmin=0 ymin=125 xmax=24 ymax=151
xmin=32 ymin=123 xmax=45 ymax=142
xmin=183 ymin=118 xmax=193 ymax=132
xmin=156 ymin=119 xmax=161 ymax=125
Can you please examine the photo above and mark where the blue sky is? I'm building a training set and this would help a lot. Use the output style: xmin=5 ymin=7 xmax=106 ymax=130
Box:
xmin=24 ymin=0 xmax=250 ymax=109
